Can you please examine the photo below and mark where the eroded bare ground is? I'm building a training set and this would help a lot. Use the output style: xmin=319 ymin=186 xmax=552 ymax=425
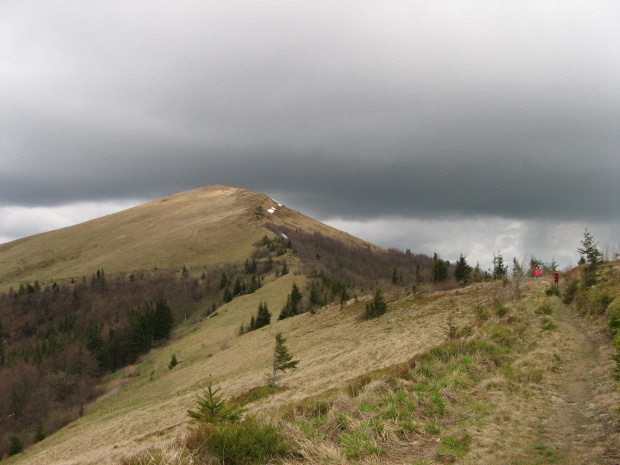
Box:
xmin=539 ymin=304 xmax=620 ymax=464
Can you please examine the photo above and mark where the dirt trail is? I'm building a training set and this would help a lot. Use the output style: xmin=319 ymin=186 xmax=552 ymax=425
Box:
xmin=541 ymin=303 xmax=620 ymax=464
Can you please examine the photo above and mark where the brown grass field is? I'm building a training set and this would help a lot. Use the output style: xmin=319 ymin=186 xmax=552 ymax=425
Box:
xmin=1 ymin=186 xmax=618 ymax=464
xmin=8 ymin=263 xmax=620 ymax=465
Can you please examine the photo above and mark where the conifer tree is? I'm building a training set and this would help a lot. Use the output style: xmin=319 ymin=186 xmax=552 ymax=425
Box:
xmin=454 ymin=254 xmax=472 ymax=283
xmin=270 ymin=332 xmax=299 ymax=386
xmin=187 ymin=383 xmax=245 ymax=423
xmin=493 ymin=252 xmax=508 ymax=280
xmin=578 ymin=228 xmax=602 ymax=285
xmin=365 ymin=287 xmax=388 ymax=319
xmin=432 ymin=252 xmax=449 ymax=282
xmin=33 ymin=420 xmax=46 ymax=443
xmin=255 ymin=301 xmax=271 ymax=328
xmin=153 ymin=298 xmax=173 ymax=341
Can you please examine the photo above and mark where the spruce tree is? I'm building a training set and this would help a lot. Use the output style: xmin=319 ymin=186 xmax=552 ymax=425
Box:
xmin=255 ymin=301 xmax=271 ymax=328
xmin=187 ymin=383 xmax=245 ymax=423
xmin=454 ymin=254 xmax=472 ymax=283
xmin=33 ymin=420 xmax=46 ymax=444
xmin=578 ymin=228 xmax=602 ymax=285
xmin=271 ymin=332 xmax=299 ymax=386
xmin=153 ymin=298 xmax=173 ymax=341
xmin=365 ymin=287 xmax=388 ymax=319
xmin=432 ymin=252 xmax=449 ymax=282
xmin=493 ymin=252 xmax=507 ymax=280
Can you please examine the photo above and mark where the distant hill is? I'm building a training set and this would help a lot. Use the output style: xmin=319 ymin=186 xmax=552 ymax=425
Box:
xmin=0 ymin=185 xmax=380 ymax=288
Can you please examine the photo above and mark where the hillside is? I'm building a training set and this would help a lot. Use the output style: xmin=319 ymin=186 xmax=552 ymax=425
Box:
xmin=6 ymin=261 xmax=620 ymax=465
xmin=0 ymin=186 xmax=618 ymax=464
xmin=0 ymin=185 xmax=379 ymax=289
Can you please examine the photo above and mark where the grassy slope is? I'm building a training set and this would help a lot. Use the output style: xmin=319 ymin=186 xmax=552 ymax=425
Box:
xmin=0 ymin=185 xmax=378 ymax=291
xmin=13 ymin=266 xmax=618 ymax=465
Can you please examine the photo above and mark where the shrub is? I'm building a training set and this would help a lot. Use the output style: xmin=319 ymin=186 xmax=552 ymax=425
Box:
xmin=608 ymin=304 xmax=620 ymax=337
xmin=545 ymin=287 xmax=560 ymax=297
xmin=474 ymin=304 xmax=490 ymax=324
xmin=596 ymin=293 xmax=614 ymax=314
xmin=535 ymin=302 xmax=553 ymax=315
xmin=562 ymin=280 xmax=579 ymax=305
xmin=493 ymin=298 xmax=509 ymax=317
xmin=186 ymin=420 xmax=291 ymax=465
xmin=8 ymin=435 xmax=23 ymax=456
xmin=541 ymin=317 xmax=558 ymax=332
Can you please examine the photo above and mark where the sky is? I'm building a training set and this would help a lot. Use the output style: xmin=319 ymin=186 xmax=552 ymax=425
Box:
xmin=1 ymin=1 xmax=619 ymax=271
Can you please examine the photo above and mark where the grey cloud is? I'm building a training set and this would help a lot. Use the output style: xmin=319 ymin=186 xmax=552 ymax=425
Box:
xmin=1 ymin=1 xmax=619 ymax=255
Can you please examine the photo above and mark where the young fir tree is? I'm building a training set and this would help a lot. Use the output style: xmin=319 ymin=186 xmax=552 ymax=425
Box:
xmin=187 ymin=383 xmax=245 ymax=423
xmin=365 ymin=287 xmax=388 ymax=319
xmin=278 ymin=283 xmax=303 ymax=320
xmin=33 ymin=420 xmax=46 ymax=444
xmin=153 ymin=298 xmax=173 ymax=341
xmin=432 ymin=252 xmax=449 ymax=282
xmin=255 ymin=301 xmax=271 ymax=328
xmin=493 ymin=252 xmax=508 ymax=280
xmin=454 ymin=254 xmax=472 ymax=284
xmin=578 ymin=228 xmax=602 ymax=285
xmin=270 ymin=332 xmax=299 ymax=387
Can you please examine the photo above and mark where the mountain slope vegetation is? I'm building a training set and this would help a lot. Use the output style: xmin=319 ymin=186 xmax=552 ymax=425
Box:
xmin=0 ymin=186 xmax=617 ymax=464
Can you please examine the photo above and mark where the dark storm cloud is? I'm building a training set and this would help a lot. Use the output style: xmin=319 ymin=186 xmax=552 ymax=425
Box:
xmin=1 ymin=0 xmax=619 ymax=261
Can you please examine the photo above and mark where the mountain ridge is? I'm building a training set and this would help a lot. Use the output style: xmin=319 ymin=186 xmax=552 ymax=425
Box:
xmin=0 ymin=185 xmax=380 ymax=288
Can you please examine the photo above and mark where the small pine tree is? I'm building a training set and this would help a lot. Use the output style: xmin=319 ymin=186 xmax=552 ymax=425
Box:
xmin=168 ymin=354 xmax=178 ymax=370
xmin=153 ymin=298 xmax=174 ymax=341
xmin=493 ymin=252 xmax=508 ymax=280
xmin=365 ymin=288 xmax=388 ymax=319
xmin=432 ymin=253 xmax=449 ymax=282
xmin=578 ymin=228 xmax=602 ymax=285
xmin=33 ymin=421 xmax=46 ymax=444
xmin=271 ymin=332 xmax=299 ymax=386
xmin=187 ymin=383 xmax=245 ymax=423
xmin=255 ymin=301 xmax=271 ymax=328
xmin=281 ymin=260 xmax=289 ymax=276
xmin=9 ymin=435 xmax=23 ymax=456
xmin=454 ymin=254 xmax=472 ymax=284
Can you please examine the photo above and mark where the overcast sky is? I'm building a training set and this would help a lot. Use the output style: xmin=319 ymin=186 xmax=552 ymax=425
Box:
xmin=1 ymin=1 xmax=618 ymax=270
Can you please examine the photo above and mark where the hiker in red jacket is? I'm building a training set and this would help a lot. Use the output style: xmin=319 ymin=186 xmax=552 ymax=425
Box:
xmin=552 ymin=272 xmax=559 ymax=287
xmin=534 ymin=267 xmax=542 ymax=279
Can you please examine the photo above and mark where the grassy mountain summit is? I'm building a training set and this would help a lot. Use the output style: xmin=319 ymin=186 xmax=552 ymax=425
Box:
xmin=0 ymin=185 xmax=378 ymax=288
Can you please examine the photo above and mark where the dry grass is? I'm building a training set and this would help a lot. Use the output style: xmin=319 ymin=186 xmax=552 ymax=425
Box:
xmin=7 ymin=259 xmax=620 ymax=464
xmin=0 ymin=185 xmax=378 ymax=291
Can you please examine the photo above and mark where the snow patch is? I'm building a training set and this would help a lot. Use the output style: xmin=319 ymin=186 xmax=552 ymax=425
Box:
xmin=267 ymin=207 xmax=277 ymax=214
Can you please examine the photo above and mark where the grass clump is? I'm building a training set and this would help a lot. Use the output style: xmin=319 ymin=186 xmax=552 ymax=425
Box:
xmin=184 ymin=421 xmax=291 ymax=465
xmin=535 ymin=301 xmax=553 ymax=315
xmin=545 ymin=286 xmax=560 ymax=297
xmin=435 ymin=433 xmax=472 ymax=462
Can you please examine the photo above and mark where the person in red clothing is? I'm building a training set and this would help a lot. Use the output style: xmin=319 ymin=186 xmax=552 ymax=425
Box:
xmin=552 ymin=272 xmax=559 ymax=286
xmin=534 ymin=267 xmax=542 ymax=279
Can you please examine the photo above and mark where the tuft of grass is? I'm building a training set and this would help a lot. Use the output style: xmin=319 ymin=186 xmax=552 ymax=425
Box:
xmin=184 ymin=420 xmax=291 ymax=465
xmin=534 ymin=443 xmax=560 ymax=462
xmin=540 ymin=317 xmax=558 ymax=332
xmin=535 ymin=301 xmax=553 ymax=315
xmin=435 ymin=433 xmax=472 ymax=461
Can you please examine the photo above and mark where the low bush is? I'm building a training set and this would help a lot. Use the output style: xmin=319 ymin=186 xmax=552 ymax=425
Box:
xmin=185 ymin=421 xmax=291 ymax=465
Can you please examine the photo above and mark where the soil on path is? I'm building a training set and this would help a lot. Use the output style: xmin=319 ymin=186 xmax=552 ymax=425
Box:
xmin=541 ymin=302 xmax=620 ymax=464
